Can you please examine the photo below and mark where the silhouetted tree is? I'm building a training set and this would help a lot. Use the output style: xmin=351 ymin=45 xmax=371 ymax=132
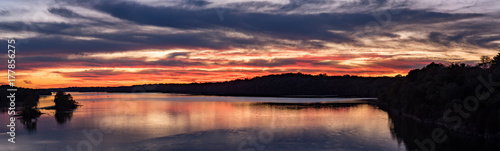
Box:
xmin=479 ymin=55 xmax=492 ymax=69
xmin=378 ymin=53 xmax=500 ymax=138
xmin=51 ymin=73 xmax=397 ymax=98
xmin=0 ymin=85 xmax=40 ymax=108
xmin=54 ymin=91 xmax=79 ymax=111
xmin=491 ymin=53 xmax=500 ymax=70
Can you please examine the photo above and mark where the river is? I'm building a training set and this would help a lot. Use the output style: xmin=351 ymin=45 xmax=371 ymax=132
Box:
xmin=1 ymin=92 xmax=497 ymax=150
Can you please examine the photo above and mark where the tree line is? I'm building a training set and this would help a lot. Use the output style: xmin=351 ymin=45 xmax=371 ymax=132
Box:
xmin=378 ymin=53 xmax=500 ymax=138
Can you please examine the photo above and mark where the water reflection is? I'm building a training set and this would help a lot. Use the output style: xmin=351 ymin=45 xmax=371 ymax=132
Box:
xmin=3 ymin=92 xmax=496 ymax=150
xmin=55 ymin=111 xmax=73 ymax=125
xmin=117 ymin=102 xmax=402 ymax=151
xmin=1 ymin=93 xmax=404 ymax=151
xmin=251 ymin=101 xmax=366 ymax=110
xmin=18 ymin=108 xmax=41 ymax=132
xmin=387 ymin=112 xmax=500 ymax=150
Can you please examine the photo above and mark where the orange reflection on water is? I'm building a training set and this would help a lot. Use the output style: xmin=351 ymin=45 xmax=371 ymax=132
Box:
xmin=35 ymin=93 xmax=393 ymax=143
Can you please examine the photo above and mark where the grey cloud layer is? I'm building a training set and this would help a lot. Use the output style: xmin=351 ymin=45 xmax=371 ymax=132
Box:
xmin=0 ymin=0 xmax=499 ymax=69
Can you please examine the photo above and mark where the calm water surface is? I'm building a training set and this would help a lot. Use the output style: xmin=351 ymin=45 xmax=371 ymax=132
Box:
xmin=3 ymin=92 xmax=404 ymax=151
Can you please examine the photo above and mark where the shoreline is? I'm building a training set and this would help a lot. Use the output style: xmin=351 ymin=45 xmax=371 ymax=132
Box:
xmin=42 ymin=90 xmax=378 ymax=99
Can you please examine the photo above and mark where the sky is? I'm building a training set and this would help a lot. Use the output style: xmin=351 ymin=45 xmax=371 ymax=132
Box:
xmin=1 ymin=0 xmax=499 ymax=88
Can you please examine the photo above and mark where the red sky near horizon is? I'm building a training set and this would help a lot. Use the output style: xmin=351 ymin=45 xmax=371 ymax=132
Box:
xmin=1 ymin=0 xmax=499 ymax=88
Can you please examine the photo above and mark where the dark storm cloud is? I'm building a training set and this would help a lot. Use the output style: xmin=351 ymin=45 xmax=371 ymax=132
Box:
xmin=429 ymin=32 xmax=454 ymax=46
xmin=155 ymin=60 xmax=206 ymax=67
xmin=390 ymin=10 xmax=482 ymax=24
xmin=184 ymin=0 xmax=211 ymax=7
xmin=14 ymin=31 xmax=325 ymax=55
xmin=0 ymin=10 xmax=9 ymax=16
xmin=224 ymin=1 xmax=281 ymax=12
xmin=242 ymin=58 xmax=299 ymax=67
xmin=0 ymin=0 xmax=489 ymax=55
xmin=53 ymin=69 xmax=124 ymax=77
xmin=468 ymin=36 xmax=500 ymax=49
xmin=18 ymin=56 xmax=67 ymax=63
xmin=278 ymin=0 xmax=329 ymax=11
xmin=9 ymin=17 xmax=334 ymax=55
xmin=428 ymin=31 xmax=500 ymax=49
xmin=0 ymin=22 xmax=75 ymax=33
xmin=91 ymin=1 xmax=354 ymax=42
xmin=344 ymin=0 xmax=392 ymax=7
xmin=16 ymin=37 xmax=136 ymax=54
xmin=234 ymin=58 xmax=349 ymax=68
xmin=167 ymin=52 xmax=190 ymax=58
xmin=89 ymin=1 xmax=484 ymax=42
xmin=16 ymin=55 xmax=206 ymax=70
xmin=49 ymin=7 xmax=82 ymax=18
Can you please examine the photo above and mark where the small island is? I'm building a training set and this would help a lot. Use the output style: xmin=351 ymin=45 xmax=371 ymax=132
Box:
xmin=52 ymin=91 xmax=80 ymax=111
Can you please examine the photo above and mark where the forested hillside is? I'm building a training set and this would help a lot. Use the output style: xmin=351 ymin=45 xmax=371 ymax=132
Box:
xmin=378 ymin=53 xmax=500 ymax=138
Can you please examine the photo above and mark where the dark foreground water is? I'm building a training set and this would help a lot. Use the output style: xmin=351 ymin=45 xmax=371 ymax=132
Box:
xmin=1 ymin=92 xmax=498 ymax=151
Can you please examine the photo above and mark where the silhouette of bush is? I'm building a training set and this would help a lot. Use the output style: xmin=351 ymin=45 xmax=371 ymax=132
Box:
xmin=54 ymin=91 xmax=79 ymax=111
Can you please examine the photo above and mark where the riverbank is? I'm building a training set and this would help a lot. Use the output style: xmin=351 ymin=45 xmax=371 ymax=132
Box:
xmin=45 ymin=73 xmax=397 ymax=98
